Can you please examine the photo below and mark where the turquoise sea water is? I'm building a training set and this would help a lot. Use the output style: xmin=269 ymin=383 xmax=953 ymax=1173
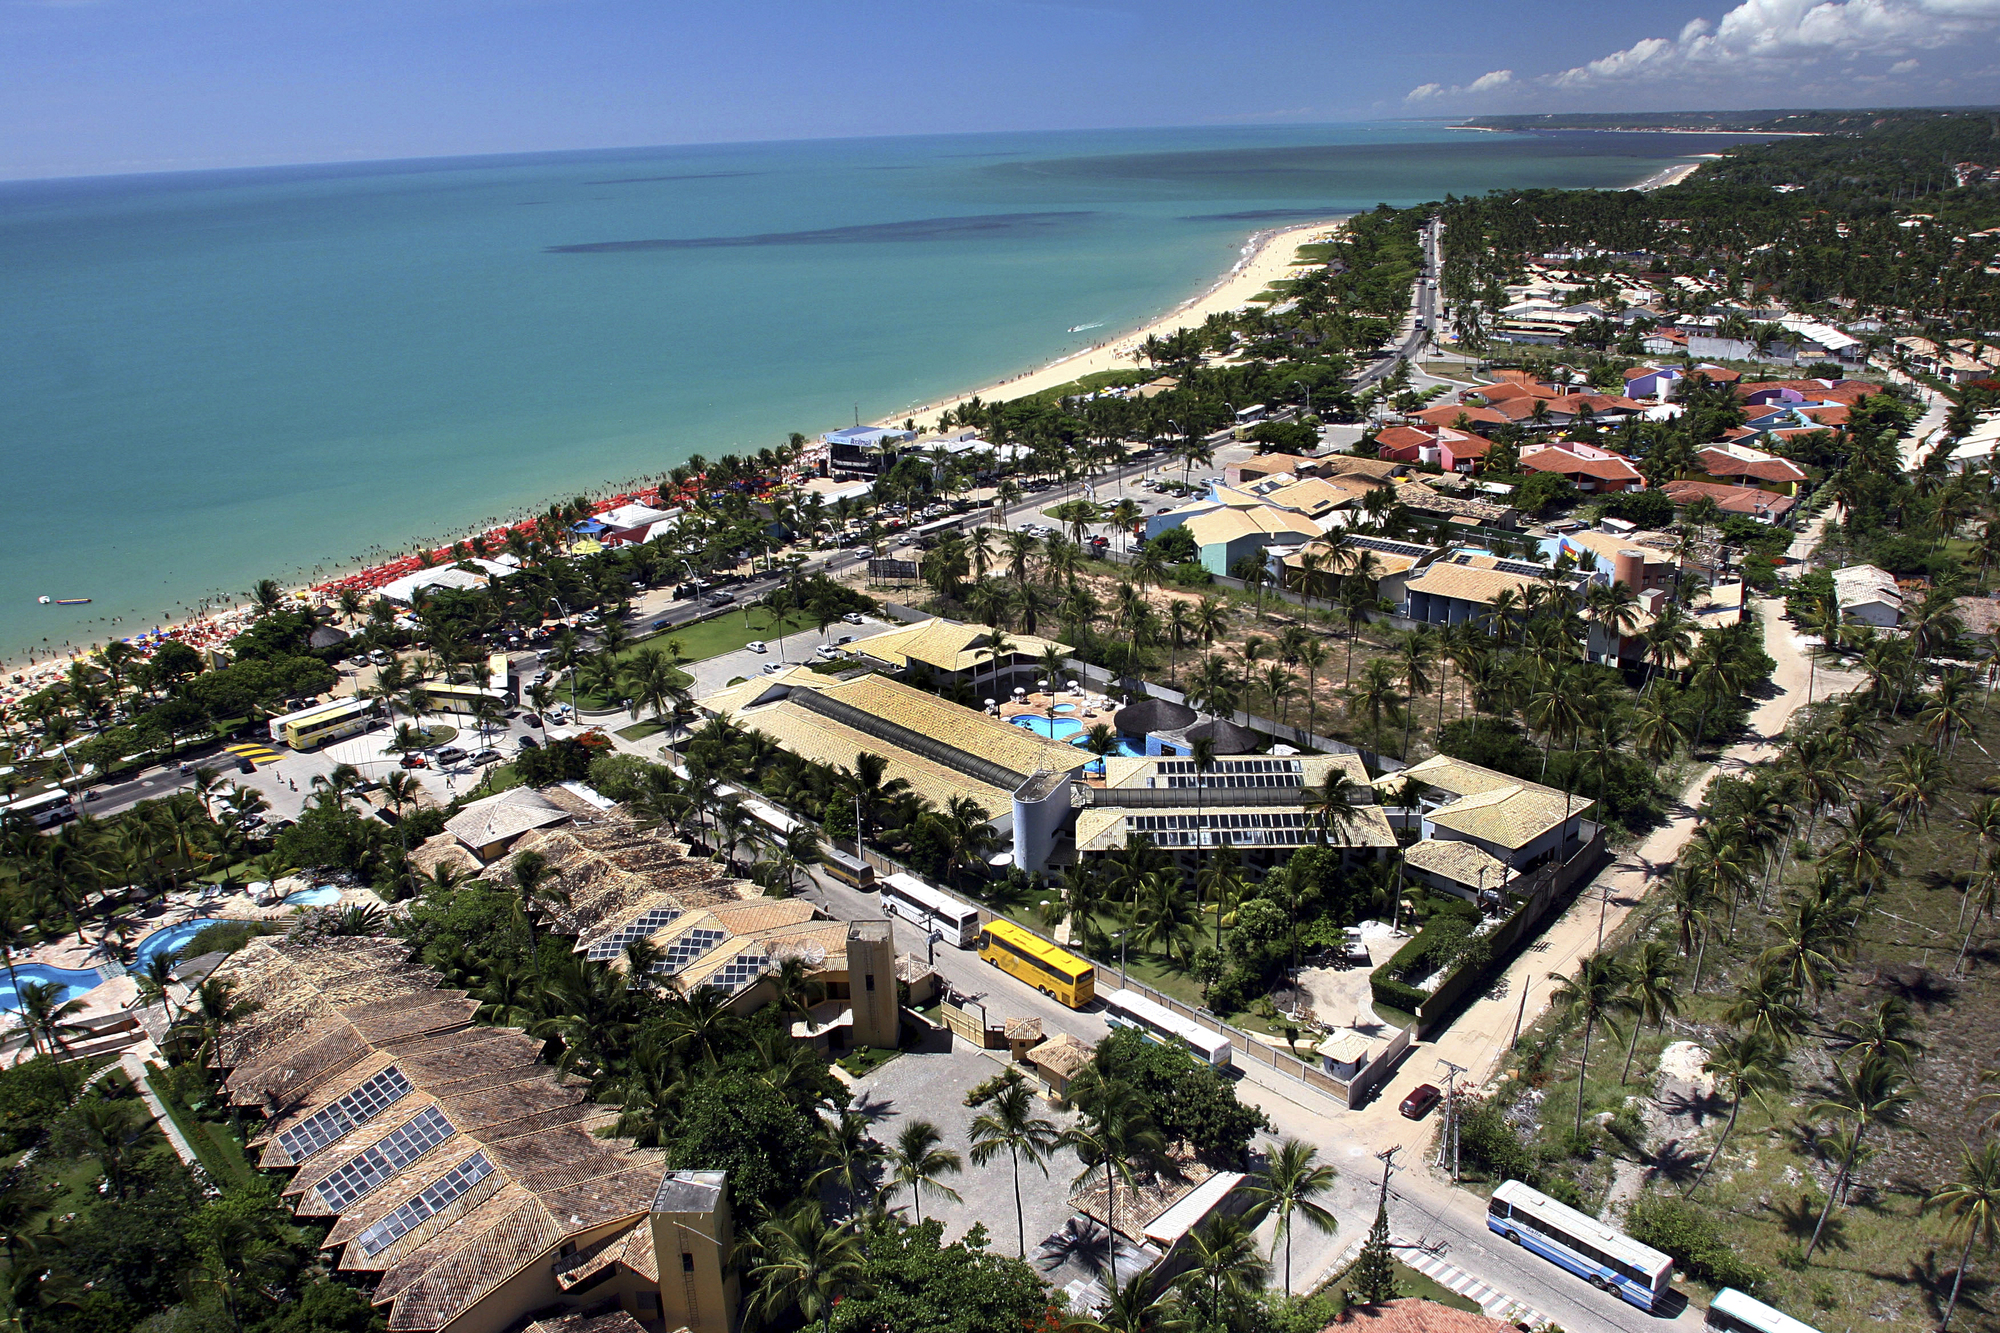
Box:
xmin=0 ymin=123 xmax=1763 ymax=665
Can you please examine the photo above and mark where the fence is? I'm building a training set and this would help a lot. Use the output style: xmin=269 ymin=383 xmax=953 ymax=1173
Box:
xmin=1412 ymin=819 xmax=1610 ymax=1039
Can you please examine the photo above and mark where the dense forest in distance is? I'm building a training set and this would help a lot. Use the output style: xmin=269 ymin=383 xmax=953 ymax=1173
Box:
xmin=1461 ymin=107 xmax=2000 ymax=134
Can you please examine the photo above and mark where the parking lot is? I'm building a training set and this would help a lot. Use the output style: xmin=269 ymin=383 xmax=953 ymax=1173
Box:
xmin=680 ymin=614 xmax=890 ymax=697
xmin=848 ymin=1039 xmax=1085 ymax=1260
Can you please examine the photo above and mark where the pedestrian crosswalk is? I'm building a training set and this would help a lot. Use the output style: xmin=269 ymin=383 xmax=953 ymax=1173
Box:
xmin=1400 ymin=1246 xmax=1546 ymax=1327
xmin=224 ymin=741 xmax=284 ymax=766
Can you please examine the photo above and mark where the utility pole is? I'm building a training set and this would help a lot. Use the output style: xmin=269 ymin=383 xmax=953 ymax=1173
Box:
xmin=1510 ymin=974 xmax=1534 ymax=1049
xmin=1375 ymin=1144 xmax=1399 ymax=1212
xmin=1435 ymin=1059 xmax=1467 ymax=1183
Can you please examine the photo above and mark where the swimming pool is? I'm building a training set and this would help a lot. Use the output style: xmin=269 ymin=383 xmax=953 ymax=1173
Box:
xmin=284 ymin=886 xmax=343 ymax=907
xmin=1012 ymin=716 xmax=1083 ymax=740
xmin=0 ymin=962 xmax=105 ymax=1012
xmin=1010 ymin=715 xmax=1145 ymax=757
xmin=133 ymin=918 xmax=251 ymax=970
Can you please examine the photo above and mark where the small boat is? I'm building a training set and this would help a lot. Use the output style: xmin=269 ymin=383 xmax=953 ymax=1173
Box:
xmin=36 ymin=596 xmax=49 ymax=604
xmin=1067 ymin=322 xmax=1104 ymax=333
xmin=54 ymin=598 xmax=91 ymax=606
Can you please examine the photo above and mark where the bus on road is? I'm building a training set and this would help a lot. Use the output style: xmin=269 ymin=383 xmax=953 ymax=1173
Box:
xmin=820 ymin=847 xmax=875 ymax=891
xmin=1 ymin=789 xmax=75 ymax=829
xmin=880 ymin=873 xmax=980 ymax=949
xmin=270 ymin=698 xmax=379 ymax=751
xmin=1104 ymin=987 xmax=1231 ymax=1068
xmin=978 ymin=918 xmax=1095 ymax=1008
xmin=1487 ymin=1179 xmax=1674 ymax=1311
xmin=1707 ymin=1288 xmax=1823 ymax=1333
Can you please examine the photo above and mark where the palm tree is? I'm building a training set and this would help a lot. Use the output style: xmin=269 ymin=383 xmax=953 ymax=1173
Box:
xmin=13 ymin=982 xmax=88 ymax=1064
xmin=1617 ymin=941 xmax=1682 ymax=1082
xmin=968 ymin=1072 xmax=1061 ymax=1258
xmin=1806 ymin=1055 xmax=1913 ymax=1258
xmin=811 ymin=1108 xmax=887 ymax=1207
xmin=1926 ymin=1141 xmax=2000 ymax=1333
xmin=1686 ymin=1031 xmax=1789 ymax=1195
xmin=888 ymin=1119 xmax=963 ymax=1224
xmin=1242 ymin=1138 xmax=1338 ymax=1294
xmin=1173 ymin=1213 xmax=1268 ymax=1324
xmin=746 ymin=1203 xmax=868 ymax=1333
xmin=1086 ymin=1269 xmax=1188 ymax=1333
xmin=506 ymin=849 xmax=569 ymax=965
xmin=1064 ymin=1073 xmax=1165 ymax=1243
xmin=1548 ymin=953 xmax=1631 ymax=1134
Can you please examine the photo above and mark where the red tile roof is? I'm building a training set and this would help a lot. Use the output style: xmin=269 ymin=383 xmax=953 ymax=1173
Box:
xmin=1375 ymin=426 xmax=1435 ymax=452
xmin=1520 ymin=446 xmax=1643 ymax=482
xmin=1698 ymin=446 xmax=1807 ymax=483
xmin=1662 ymin=479 xmax=1797 ymax=518
xmin=1413 ymin=405 xmax=1508 ymax=430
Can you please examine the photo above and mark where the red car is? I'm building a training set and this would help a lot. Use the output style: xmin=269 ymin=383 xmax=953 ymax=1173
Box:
xmin=399 ymin=754 xmax=427 ymax=769
xmin=1399 ymin=1084 xmax=1443 ymax=1120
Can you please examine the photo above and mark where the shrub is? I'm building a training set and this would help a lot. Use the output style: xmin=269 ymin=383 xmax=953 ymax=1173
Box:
xmin=1170 ymin=562 xmax=1213 ymax=587
xmin=1627 ymin=1192 xmax=1770 ymax=1290
xmin=1458 ymin=1097 xmax=1539 ymax=1184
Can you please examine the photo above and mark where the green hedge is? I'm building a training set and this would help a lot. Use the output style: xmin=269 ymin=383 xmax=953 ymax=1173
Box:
xmin=1368 ymin=903 xmax=1478 ymax=1012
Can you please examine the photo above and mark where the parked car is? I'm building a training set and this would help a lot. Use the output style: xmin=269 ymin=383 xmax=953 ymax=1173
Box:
xmin=434 ymin=746 xmax=468 ymax=765
xmin=835 ymin=634 xmax=855 ymax=646
xmin=517 ymin=735 xmax=540 ymax=750
xmin=1399 ymin=1084 xmax=1443 ymax=1121
xmin=747 ymin=640 xmax=768 ymax=653
xmin=368 ymin=649 xmax=392 ymax=666
xmin=815 ymin=645 xmax=843 ymax=660
xmin=762 ymin=662 xmax=786 ymax=675
xmin=236 ymin=757 xmax=256 ymax=774
xmin=841 ymin=612 xmax=864 ymax=625
xmin=523 ymin=714 xmax=544 ymax=728
xmin=469 ymin=748 xmax=502 ymax=765
xmin=399 ymin=754 xmax=428 ymax=769
xmin=705 ymin=592 xmax=736 ymax=607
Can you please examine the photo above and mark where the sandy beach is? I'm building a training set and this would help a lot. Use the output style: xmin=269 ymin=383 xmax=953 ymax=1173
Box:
xmin=879 ymin=216 xmax=1348 ymax=430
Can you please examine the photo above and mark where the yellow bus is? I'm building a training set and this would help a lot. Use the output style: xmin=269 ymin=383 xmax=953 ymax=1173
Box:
xmin=270 ymin=698 xmax=378 ymax=750
xmin=979 ymin=918 xmax=1096 ymax=1008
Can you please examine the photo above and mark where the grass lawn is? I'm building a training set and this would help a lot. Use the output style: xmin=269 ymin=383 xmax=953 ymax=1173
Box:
xmin=567 ymin=612 xmax=778 ymax=708
xmin=615 ymin=720 xmax=672 ymax=741
xmin=837 ymin=1046 xmax=902 ymax=1078
xmin=144 ymin=1063 xmax=257 ymax=1187
xmin=468 ymin=763 xmax=525 ymax=798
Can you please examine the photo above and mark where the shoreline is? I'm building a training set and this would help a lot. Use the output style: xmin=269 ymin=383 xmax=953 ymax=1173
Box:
xmin=874 ymin=216 xmax=1349 ymax=430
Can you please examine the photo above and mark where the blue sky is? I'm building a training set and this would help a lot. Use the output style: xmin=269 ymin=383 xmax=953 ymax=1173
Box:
xmin=5 ymin=0 xmax=2000 ymax=180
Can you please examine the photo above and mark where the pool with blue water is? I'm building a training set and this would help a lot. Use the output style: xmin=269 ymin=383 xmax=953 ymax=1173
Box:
xmin=284 ymin=886 xmax=343 ymax=907
xmin=133 ymin=918 xmax=252 ymax=971
xmin=0 ymin=963 xmax=105 ymax=1012
xmin=1009 ymin=715 xmax=1145 ymax=757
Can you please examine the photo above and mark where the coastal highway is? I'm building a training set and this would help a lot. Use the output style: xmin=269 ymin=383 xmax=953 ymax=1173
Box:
xmin=1353 ymin=214 xmax=1442 ymax=391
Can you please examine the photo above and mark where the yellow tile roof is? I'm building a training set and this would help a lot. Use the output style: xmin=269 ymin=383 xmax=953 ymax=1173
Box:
xmin=696 ymin=665 xmax=834 ymax=717
xmin=1073 ymin=801 xmax=1396 ymax=853
xmin=1425 ymin=785 xmax=1591 ymax=849
xmin=1264 ymin=477 xmax=1355 ymax=517
xmin=1403 ymin=561 xmax=1546 ymax=607
xmin=854 ymin=618 xmax=1071 ymax=673
xmin=825 ymin=674 xmax=1086 ymax=777
xmin=1183 ymin=505 xmax=1322 ymax=548
xmin=1403 ymin=838 xmax=1513 ymax=888
xmin=734 ymin=702 xmax=1015 ymax=813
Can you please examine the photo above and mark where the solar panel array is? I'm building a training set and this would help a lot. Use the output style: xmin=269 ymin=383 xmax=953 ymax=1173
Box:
xmin=277 ymin=1066 xmax=412 ymax=1161
xmin=354 ymin=1152 xmax=495 ymax=1258
xmin=649 ymin=927 xmax=727 ymax=975
xmin=585 ymin=906 xmax=685 ymax=960
xmin=1128 ymin=810 xmax=1315 ymax=848
xmin=1153 ymin=758 xmax=1304 ymax=790
xmin=313 ymin=1105 xmax=456 ymax=1211
xmin=703 ymin=951 xmax=769 ymax=996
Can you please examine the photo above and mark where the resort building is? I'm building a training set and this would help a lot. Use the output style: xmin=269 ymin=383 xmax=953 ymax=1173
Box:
xmin=1660 ymin=479 xmax=1796 ymax=523
xmin=1073 ymin=753 xmax=1394 ymax=874
xmin=206 ymin=935 xmax=691 ymax=1333
xmin=697 ymin=669 xmax=1088 ymax=870
xmin=1378 ymin=754 xmax=1593 ymax=875
xmin=847 ymin=617 xmax=1071 ymax=696
xmin=1833 ymin=563 xmax=1903 ymax=626
xmin=1181 ymin=505 xmax=1322 ymax=575
xmin=1695 ymin=441 xmax=1808 ymax=496
xmin=1516 ymin=441 xmax=1645 ymax=493
xmin=441 ymin=787 xmax=571 ymax=862
xmin=1403 ymin=551 xmax=1568 ymax=626
xmin=1283 ymin=535 xmax=1437 ymax=608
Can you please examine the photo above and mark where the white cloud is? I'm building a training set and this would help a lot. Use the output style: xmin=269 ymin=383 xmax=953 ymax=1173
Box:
xmin=1404 ymin=69 xmax=1513 ymax=102
xmin=1890 ymin=56 xmax=1921 ymax=69
xmin=1546 ymin=0 xmax=2000 ymax=86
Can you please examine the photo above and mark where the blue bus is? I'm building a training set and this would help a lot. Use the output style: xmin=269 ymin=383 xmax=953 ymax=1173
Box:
xmin=1487 ymin=1179 xmax=1674 ymax=1311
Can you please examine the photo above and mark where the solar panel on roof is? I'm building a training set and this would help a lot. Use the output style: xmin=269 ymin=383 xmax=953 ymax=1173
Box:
xmin=313 ymin=1105 xmax=456 ymax=1211
xmin=585 ymin=906 xmax=685 ymax=960
xmin=648 ymin=927 xmax=727 ymax=975
xmin=703 ymin=951 xmax=769 ymax=995
xmin=354 ymin=1152 xmax=495 ymax=1258
xmin=277 ymin=1066 xmax=412 ymax=1161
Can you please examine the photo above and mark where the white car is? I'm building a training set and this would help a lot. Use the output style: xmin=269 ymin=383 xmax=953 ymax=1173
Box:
xmin=762 ymin=662 xmax=786 ymax=675
xmin=747 ymin=640 xmax=768 ymax=654
xmin=816 ymin=644 xmax=843 ymax=660
xmin=841 ymin=612 xmax=865 ymax=625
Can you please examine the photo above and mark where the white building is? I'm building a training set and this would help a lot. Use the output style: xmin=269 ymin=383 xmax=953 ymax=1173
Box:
xmin=1832 ymin=564 xmax=1903 ymax=627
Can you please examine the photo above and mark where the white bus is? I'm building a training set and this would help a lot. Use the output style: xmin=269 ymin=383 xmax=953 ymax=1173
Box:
xmin=1707 ymin=1288 xmax=1823 ymax=1333
xmin=1 ymin=789 xmax=75 ymax=829
xmin=1103 ymin=987 xmax=1233 ymax=1068
xmin=1487 ymin=1179 xmax=1675 ymax=1311
xmin=880 ymin=872 xmax=981 ymax=949
xmin=270 ymin=698 xmax=379 ymax=750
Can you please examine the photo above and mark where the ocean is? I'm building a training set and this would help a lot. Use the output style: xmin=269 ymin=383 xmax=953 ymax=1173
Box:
xmin=0 ymin=122 xmax=1761 ymax=665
